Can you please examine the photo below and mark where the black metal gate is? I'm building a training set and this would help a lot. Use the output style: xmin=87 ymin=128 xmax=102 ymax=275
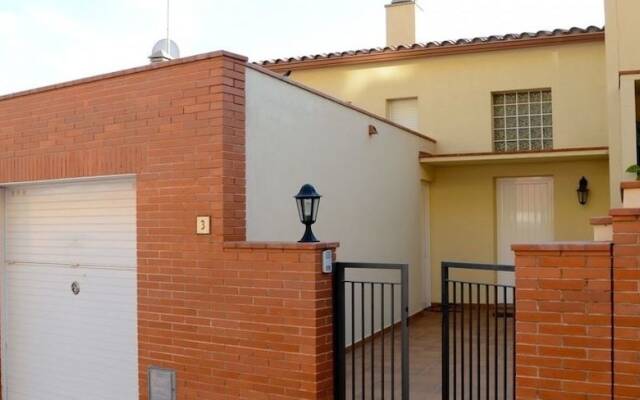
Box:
xmin=334 ymin=262 xmax=409 ymax=400
xmin=441 ymin=262 xmax=516 ymax=400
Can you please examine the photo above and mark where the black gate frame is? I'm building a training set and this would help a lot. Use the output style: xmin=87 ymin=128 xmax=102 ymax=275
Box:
xmin=334 ymin=262 xmax=410 ymax=400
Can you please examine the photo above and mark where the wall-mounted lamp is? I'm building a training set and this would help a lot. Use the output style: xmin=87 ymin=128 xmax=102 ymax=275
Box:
xmin=577 ymin=177 xmax=589 ymax=206
xmin=294 ymin=184 xmax=321 ymax=243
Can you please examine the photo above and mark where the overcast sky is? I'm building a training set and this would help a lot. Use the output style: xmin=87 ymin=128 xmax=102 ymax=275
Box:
xmin=0 ymin=0 xmax=604 ymax=95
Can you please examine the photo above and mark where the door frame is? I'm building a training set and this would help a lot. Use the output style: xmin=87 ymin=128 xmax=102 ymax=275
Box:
xmin=422 ymin=181 xmax=432 ymax=309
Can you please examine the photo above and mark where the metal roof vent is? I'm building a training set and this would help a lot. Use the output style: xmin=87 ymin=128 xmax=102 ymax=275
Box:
xmin=149 ymin=39 xmax=180 ymax=63
xmin=148 ymin=0 xmax=179 ymax=63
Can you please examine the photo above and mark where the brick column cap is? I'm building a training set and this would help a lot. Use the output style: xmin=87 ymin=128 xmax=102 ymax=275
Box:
xmin=591 ymin=216 xmax=613 ymax=226
xmin=620 ymin=181 xmax=640 ymax=204
xmin=223 ymin=241 xmax=340 ymax=250
xmin=621 ymin=181 xmax=640 ymax=190
xmin=610 ymin=208 xmax=640 ymax=216
xmin=0 ymin=50 xmax=248 ymax=102
xmin=512 ymin=241 xmax=611 ymax=253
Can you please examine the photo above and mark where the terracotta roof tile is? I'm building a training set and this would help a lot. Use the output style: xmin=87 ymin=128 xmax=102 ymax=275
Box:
xmin=258 ymin=26 xmax=604 ymax=67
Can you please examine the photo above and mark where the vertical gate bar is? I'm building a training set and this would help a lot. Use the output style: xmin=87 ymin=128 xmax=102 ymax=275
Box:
xmin=361 ymin=282 xmax=365 ymax=400
xmin=503 ymin=286 xmax=507 ymax=400
xmin=461 ymin=283 xmax=465 ymax=400
xmin=486 ymin=285 xmax=489 ymax=400
xmin=371 ymin=283 xmax=375 ymax=396
xmin=453 ymin=282 xmax=457 ymax=400
xmin=333 ymin=263 xmax=346 ymax=400
xmin=477 ymin=283 xmax=481 ymax=400
xmin=352 ymin=282 xmax=356 ymax=400
xmin=391 ymin=284 xmax=395 ymax=400
xmin=469 ymin=283 xmax=473 ymax=400
xmin=512 ymin=286 xmax=516 ymax=400
xmin=435 ymin=263 xmax=516 ymax=400
xmin=441 ymin=264 xmax=449 ymax=400
xmin=494 ymin=285 xmax=498 ymax=400
xmin=381 ymin=284 xmax=385 ymax=400
xmin=401 ymin=265 xmax=409 ymax=399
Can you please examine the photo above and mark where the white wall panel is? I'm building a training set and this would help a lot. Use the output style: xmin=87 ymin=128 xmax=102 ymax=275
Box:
xmin=246 ymin=68 xmax=434 ymax=342
xmin=387 ymin=98 xmax=419 ymax=131
xmin=5 ymin=179 xmax=136 ymax=269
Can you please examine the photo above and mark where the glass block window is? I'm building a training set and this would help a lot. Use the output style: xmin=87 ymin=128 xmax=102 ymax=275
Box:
xmin=492 ymin=89 xmax=553 ymax=152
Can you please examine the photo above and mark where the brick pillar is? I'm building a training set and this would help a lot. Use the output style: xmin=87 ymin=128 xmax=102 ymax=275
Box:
xmin=211 ymin=55 xmax=247 ymax=242
xmin=513 ymin=243 xmax=613 ymax=400
xmin=611 ymin=208 xmax=640 ymax=400
xmin=221 ymin=242 xmax=337 ymax=400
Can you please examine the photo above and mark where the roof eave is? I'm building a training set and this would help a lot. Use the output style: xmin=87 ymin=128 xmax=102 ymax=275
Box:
xmin=261 ymin=31 xmax=605 ymax=73
xmin=420 ymin=146 xmax=609 ymax=166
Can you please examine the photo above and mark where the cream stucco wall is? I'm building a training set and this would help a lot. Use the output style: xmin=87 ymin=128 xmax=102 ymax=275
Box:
xmin=607 ymin=0 xmax=640 ymax=71
xmin=289 ymin=42 xmax=607 ymax=155
xmin=606 ymin=0 xmax=640 ymax=206
xmin=245 ymin=67 xmax=434 ymax=314
xmin=429 ymin=158 xmax=610 ymax=303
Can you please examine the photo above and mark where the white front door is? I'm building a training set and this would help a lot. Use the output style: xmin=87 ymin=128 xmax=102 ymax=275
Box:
xmin=496 ymin=177 xmax=554 ymax=289
xmin=1 ymin=178 xmax=139 ymax=400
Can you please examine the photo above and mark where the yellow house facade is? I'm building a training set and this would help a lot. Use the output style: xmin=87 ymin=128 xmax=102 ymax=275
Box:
xmin=260 ymin=0 xmax=640 ymax=304
xmin=605 ymin=0 xmax=640 ymax=207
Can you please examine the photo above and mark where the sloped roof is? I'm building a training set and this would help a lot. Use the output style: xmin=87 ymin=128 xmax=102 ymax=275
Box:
xmin=258 ymin=26 xmax=604 ymax=70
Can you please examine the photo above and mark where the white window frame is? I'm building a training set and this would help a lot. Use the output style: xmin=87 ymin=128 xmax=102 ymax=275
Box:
xmin=386 ymin=97 xmax=419 ymax=131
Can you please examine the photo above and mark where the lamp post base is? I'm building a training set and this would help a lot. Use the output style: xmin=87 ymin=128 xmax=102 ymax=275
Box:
xmin=299 ymin=224 xmax=319 ymax=243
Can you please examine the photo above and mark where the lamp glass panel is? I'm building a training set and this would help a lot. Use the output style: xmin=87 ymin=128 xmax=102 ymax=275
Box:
xmin=312 ymin=198 xmax=320 ymax=222
xmin=578 ymin=191 xmax=585 ymax=204
xmin=303 ymin=199 xmax=313 ymax=220
xmin=296 ymin=199 xmax=304 ymax=222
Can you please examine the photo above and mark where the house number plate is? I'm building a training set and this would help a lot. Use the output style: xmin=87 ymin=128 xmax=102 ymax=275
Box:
xmin=196 ymin=216 xmax=211 ymax=235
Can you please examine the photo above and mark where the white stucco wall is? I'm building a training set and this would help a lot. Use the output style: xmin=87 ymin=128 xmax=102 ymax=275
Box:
xmin=245 ymin=66 xmax=434 ymax=316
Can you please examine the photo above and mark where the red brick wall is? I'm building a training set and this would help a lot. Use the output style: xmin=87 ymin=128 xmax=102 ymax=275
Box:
xmin=0 ymin=51 xmax=246 ymax=243
xmin=215 ymin=242 xmax=335 ymax=400
xmin=0 ymin=52 xmax=335 ymax=399
xmin=513 ymin=243 xmax=613 ymax=400
xmin=611 ymin=209 xmax=640 ymax=400
xmin=138 ymin=241 xmax=336 ymax=399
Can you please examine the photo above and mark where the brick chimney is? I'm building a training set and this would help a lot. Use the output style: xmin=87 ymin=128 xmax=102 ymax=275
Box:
xmin=385 ymin=0 xmax=422 ymax=46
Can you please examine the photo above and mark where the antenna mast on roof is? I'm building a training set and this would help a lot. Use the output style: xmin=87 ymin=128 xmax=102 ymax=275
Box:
xmin=148 ymin=0 xmax=180 ymax=63
xmin=166 ymin=0 xmax=170 ymax=54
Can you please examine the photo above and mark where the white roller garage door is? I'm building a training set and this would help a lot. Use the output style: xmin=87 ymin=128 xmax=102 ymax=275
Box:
xmin=1 ymin=178 xmax=139 ymax=400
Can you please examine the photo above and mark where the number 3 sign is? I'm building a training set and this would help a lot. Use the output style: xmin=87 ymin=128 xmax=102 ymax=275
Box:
xmin=196 ymin=216 xmax=211 ymax=235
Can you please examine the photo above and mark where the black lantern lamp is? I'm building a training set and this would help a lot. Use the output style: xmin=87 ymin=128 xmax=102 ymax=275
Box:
xmin=295 ymin=184 xmax=321 ymax=243
xmin=577 ymin=177 xmax=589 ymax=206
